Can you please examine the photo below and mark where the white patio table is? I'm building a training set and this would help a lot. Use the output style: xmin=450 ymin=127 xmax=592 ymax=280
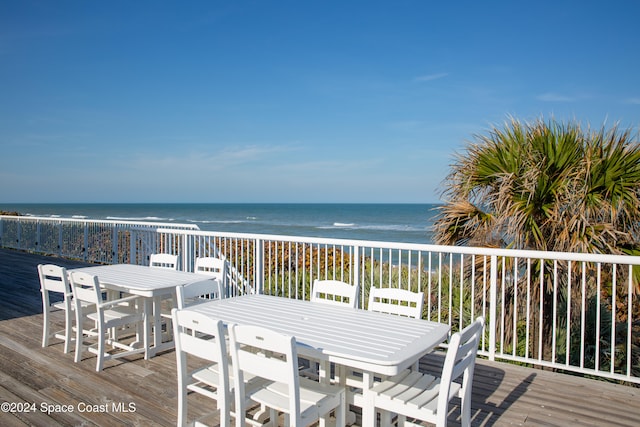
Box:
xmin=184 ymin=293 xmax=450 ymax=426
xmin=70 ymin=264 xmax=218 ymax=357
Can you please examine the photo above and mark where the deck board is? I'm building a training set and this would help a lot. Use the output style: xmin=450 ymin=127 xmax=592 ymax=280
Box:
xmin=0 ymin=247 xmax=639 ymax=426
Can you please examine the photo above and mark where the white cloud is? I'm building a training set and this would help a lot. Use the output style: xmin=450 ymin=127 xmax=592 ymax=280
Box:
xmin=414 ymin=73 xmax=449 ymax=82
xmin=220 ymin=144 xmax=298 ymax=163
xmin=126 ymin=143 xmax=299 ymax=172
xmin=536 ymin=92 xmax=576 ymax=102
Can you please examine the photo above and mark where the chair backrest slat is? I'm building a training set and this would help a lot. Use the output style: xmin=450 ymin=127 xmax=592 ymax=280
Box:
xmin=172 ymin=308 xmax=226 ymax=363
xmin=38 ymin=264 xmax=70 ymax=295
xmin=69 ymin=271 xmax=102 ymax=305
xmin=176 ymin=279 xmax=224 ymax=309
xmin=194 ymin=257 xmax=226 ymax=281
xmin=310 ymin=279 xmax=359 ymax=308
xmin=368 ymin=287 xmax=424 ymax=319
xmin=149 ymin=253 xmax=178 ymax=270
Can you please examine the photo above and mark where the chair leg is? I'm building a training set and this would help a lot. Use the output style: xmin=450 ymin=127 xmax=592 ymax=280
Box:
xmin=177 ymin=385 xmax=187 ymax=426
xmin=336 ymin=390 xmax=346 ymax=427
xmin=460 ymin=382 xmax=472 ymax=427
xmin=96 ymin=321 xmax=106 ymax=372
xmin=63 ymin=308 xmax=72 ymax=354
xmin=379 ymin=410 xmax=392 ymax=426
xmin=74 ymin=309 xmax=84 ymax=363
xmin=42 ymin=306 xmax=50 ymax=348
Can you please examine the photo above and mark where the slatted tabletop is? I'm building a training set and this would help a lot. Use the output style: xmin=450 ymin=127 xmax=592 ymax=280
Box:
xmin=69 ymin=264 xmax=214 ymax=297
xmin=70 ymin=264 xmax=218 ymax=356
xmin=187 ymin=294 xmax=450 ymax=376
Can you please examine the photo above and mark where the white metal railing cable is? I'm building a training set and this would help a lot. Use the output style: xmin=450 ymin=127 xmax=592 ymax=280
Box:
xmin=1 ymin=215 xmax=638 ymax=385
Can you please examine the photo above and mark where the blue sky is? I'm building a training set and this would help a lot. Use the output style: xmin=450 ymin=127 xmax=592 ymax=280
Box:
xmin=1 ymin=1 xmax=639 ymax=203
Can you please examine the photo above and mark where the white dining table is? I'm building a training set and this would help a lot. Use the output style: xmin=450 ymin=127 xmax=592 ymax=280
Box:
xmin=70 ymin=264 xmax=218 ymax=357
xmin=184 ymin=293 xmax=450 ymax=426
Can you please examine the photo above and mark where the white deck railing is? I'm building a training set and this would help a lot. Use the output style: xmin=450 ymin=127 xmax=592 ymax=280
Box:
xmin=0 ymin=215 xmax=198 ymax=264
xmin=1 ymin=215 xmax=638 ymax=385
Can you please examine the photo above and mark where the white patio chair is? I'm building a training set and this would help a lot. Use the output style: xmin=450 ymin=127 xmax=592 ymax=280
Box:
xmin=194 ymin=256 xmax=227 ymax=296
xmin=305 ymin=279 xmax=360 ymax=382
xmin=370 ymin=316 xmax=484 ymax=427
xmin=150 ymin=253 xmax=179 ymax=337
xmin=70 ymin=271 xmax=147 ymax=372
xmin=310 ymin=279 xmax=359 ymax=308
xmin=228 ymin=323 xmax=346 ymax=427
xmin=172 ymin=308 xmax=230 ymax=427
xmin=38 ymin=264 xmax=75 ymax=353
xmin=345 ymin=287 xmax=426 ymax=409
xmin=149 ymin=253 xmax=179 ymax=270
xmin=176 ymin=279 xmax=225 ymax=309
xmin=368 ymin=286 xmax=424 ymax=319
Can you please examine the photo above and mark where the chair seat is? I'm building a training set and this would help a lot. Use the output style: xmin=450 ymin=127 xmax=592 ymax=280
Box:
xmin=50 ymin=300 xmax=66 ymax=311
xmin=191 ymin=364 xmax=270 ymax=403
xmin=87 ymin=306 xmax=143 ymax=326
xmin=372 ymin=370 xmax=462 ymax=418
xmin=192 ymin=365 xmax=223 ymax=386
xmin=188 ymin=365 xmax=225 ymax=402
xmin=249 ymin=377 xmax=344 ymax=423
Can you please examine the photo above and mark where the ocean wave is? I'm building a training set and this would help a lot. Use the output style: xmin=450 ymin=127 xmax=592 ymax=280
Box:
xmin=72 ymin=215 xmax=88 ymax=219
xmin=27 ymin=213 xmax=62 ymax=218
xmin=106 ymin=216 xmax=170 ymax=221
xmin=188 ymin=219 xmax=246 ymax=224
xmin=317 ymin=223 xmax=425 ymax=232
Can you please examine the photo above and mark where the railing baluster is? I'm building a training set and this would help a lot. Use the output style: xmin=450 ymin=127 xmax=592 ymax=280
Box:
xmin=489 ymin=255 xmax=498 ymax=361
xmin=627 ymin=265 xmax=633 ymax=378
xmin=255 ymin=238 xmax=264 ymax=295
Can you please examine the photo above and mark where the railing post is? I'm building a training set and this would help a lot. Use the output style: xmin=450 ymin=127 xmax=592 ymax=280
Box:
xmin=58 ymin=221 xmax=63 ymax=257
xmin=489 ymin=255 xmax=498 ymax=361
xmin=181 ymin=233 xmax=189 ymax=271
xmin=17 ymin=218 xmax=22 ymax=250
xmin=83 ymin=222 xmax=89 ymax=262
xmin=36 ymin=220 xmax=41 ymax=252
xmin=254 ymin=238 xmax=264 ymax=294
xmin=353 ymin=244 xmax=361 ymax=307
xmin=130 ymin=230 xmax=137 ymax=265
xmin=112 ymin=226 xmax=118 ymax=264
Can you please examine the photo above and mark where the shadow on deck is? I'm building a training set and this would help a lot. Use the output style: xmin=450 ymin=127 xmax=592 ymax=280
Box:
xmin=0 ymin=247 xmax=638 ymax=426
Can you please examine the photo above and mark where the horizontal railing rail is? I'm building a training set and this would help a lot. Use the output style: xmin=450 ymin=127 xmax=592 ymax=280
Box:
xmin=2 ymin=215 xmax=638 ymax=385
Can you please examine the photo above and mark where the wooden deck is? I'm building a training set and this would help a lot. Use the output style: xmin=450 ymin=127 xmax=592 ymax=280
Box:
xmin=0 ymin=247 xmax=638 ymax=427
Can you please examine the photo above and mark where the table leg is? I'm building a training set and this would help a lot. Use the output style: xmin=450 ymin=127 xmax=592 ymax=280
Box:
xmin=362 ymin=371 xmax=375 ymax=427
xmin=318 ymin=360 xmax=330 ymax=427
xmin=151 ymin=295 xmax=165 ymax=357
xmin=144 ymin=298 xmax=153 ymax=359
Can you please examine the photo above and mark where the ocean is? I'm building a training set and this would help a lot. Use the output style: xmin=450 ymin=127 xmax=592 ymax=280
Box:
xmin=0 ymin=203 xmax=441 ymax=244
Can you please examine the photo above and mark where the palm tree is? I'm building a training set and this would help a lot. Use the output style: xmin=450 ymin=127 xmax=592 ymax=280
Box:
xmin=433 ymin=117 xmax=640 ymax=361
xmin=434 ymin=117 xmax=640 ymax=254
